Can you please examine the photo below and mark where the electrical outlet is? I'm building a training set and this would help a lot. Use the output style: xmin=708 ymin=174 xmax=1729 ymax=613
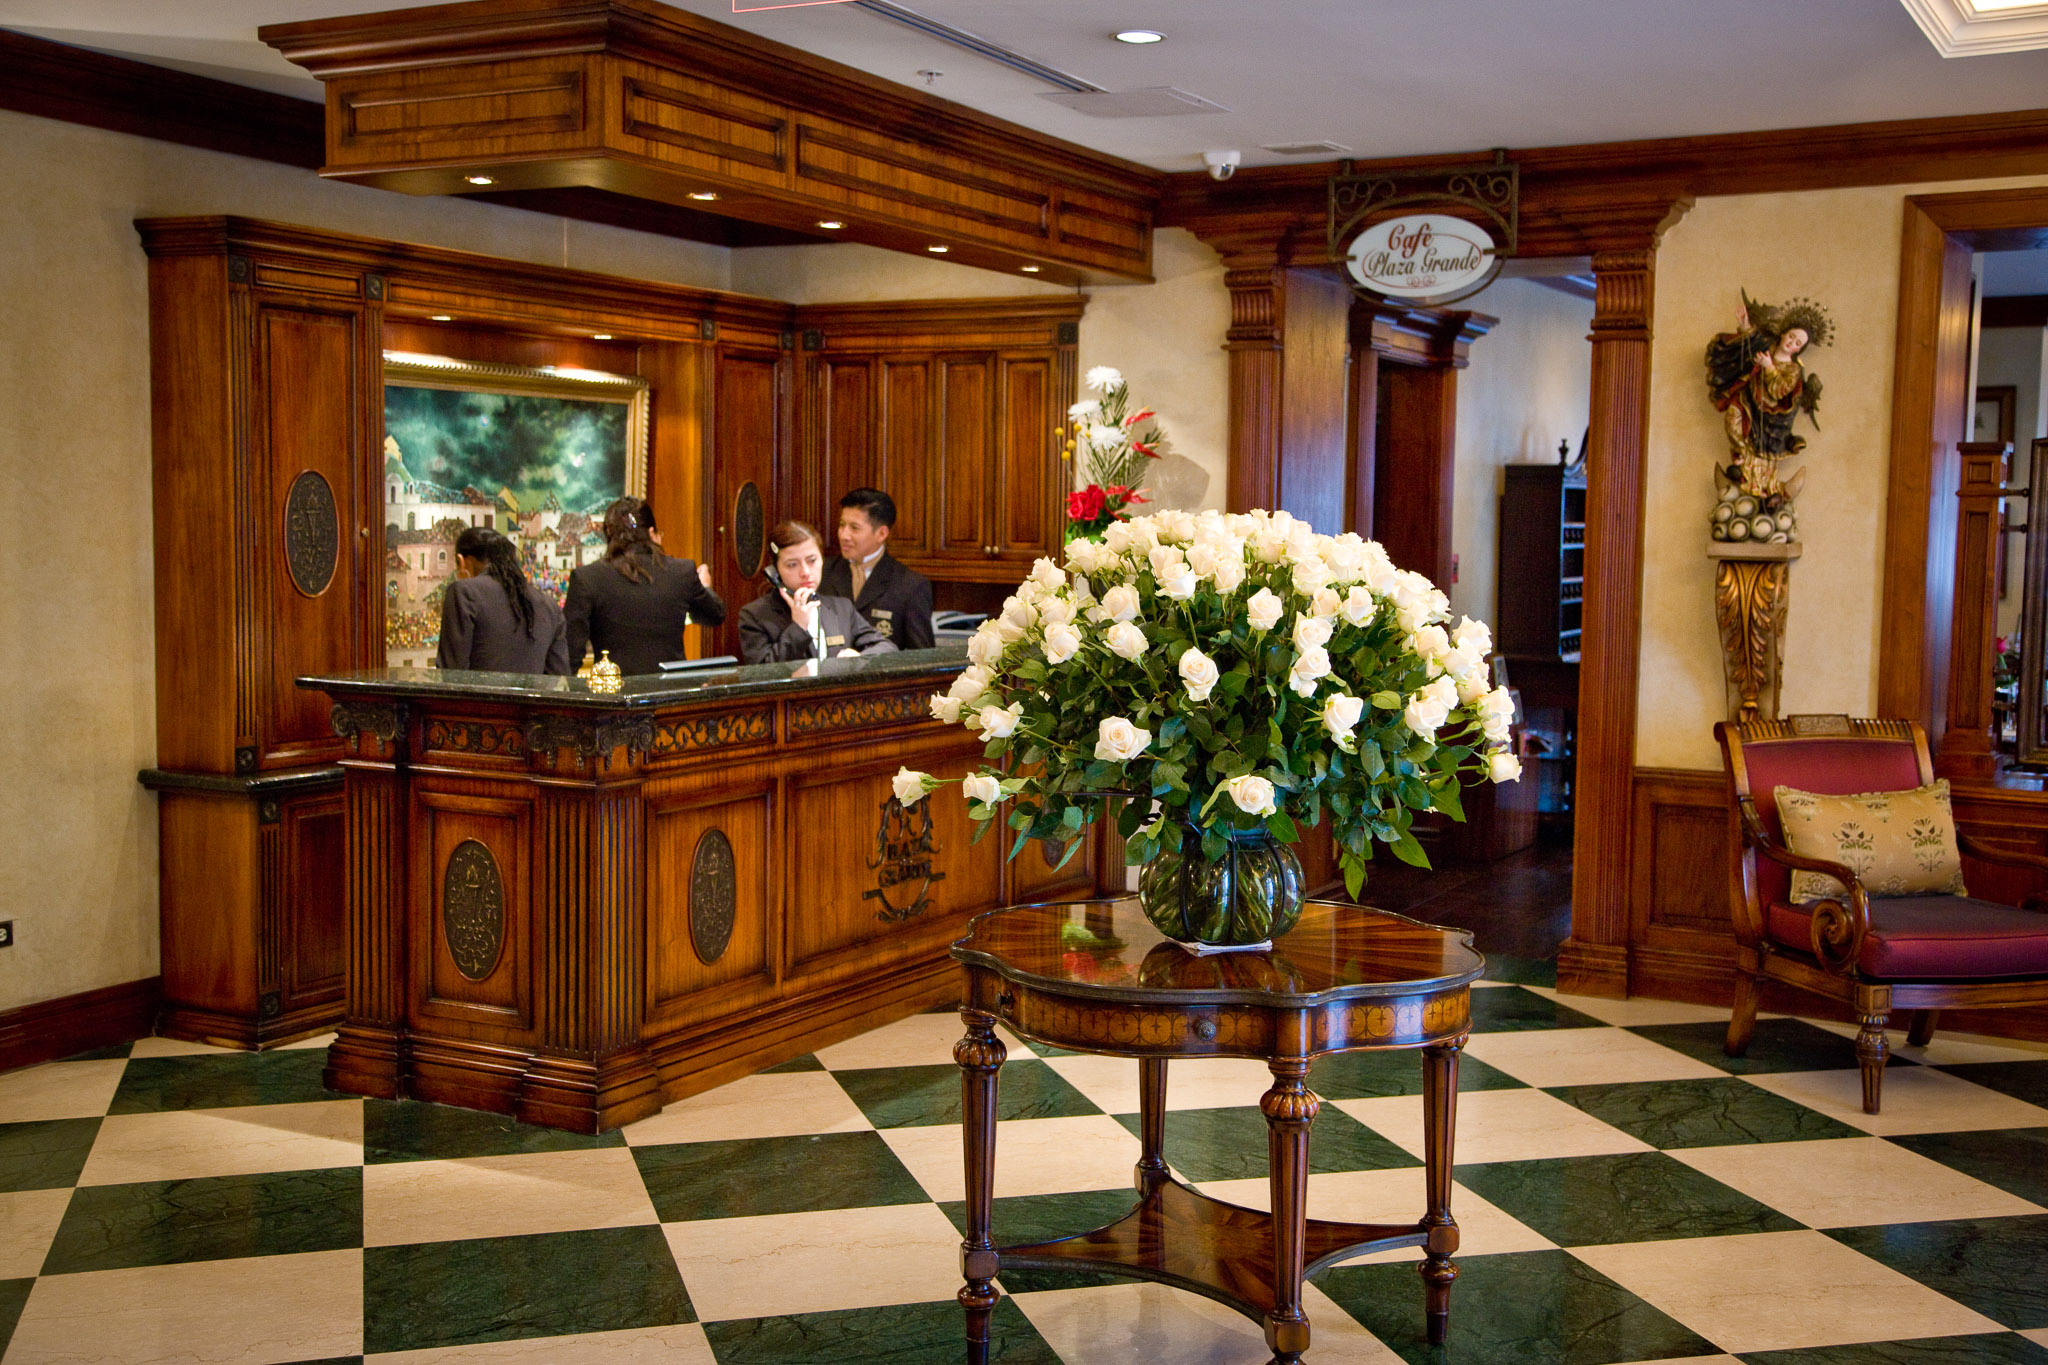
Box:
xmin=0 ymin=921 xmax=12 ymax=948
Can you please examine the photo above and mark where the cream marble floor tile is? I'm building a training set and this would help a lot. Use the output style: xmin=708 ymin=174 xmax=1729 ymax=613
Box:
xmin=366 ymin=1323 xmax=716 ymax=1364
xmin=363 ymin=1147 xmax=657 ymax=1245
xmin=1463 ymin=1026 xmax=1727 ymax=1088
xmin=1041 ymin=1054 xmax=1281 ymax=1115
xmin=78 ymin=1100 xmax=363 ymax=1185
xmin=127 ymin=1037 xmax=233 ymax=1059
xmin=1525 ymin=988 xmax=1733 ymax=1029
xmin=0 ymin=1059 xmax=127 ymax=1123
xmin=620 ymin=1071 xmax=872 ymax=1146
xmin=661 ymin=1202 xmax=960 ymax=1321
xmin=280 ymin=1032 xmax=338 ymax=1051
xmin=1668 ymin=1136 xmax=2044 ymax=1228
xmin=881 ymin=1114 xmax=1144 ymax=1201
xmin=0 ymin=1188 xmax=72 ymax=1279
xmin=1611 ymin=1357 xmax=1744 ymax=1365
xmin=1741 ymin=1065 xmax=2048 ymax=1135
xmin=1573 ymin=1230 xmax=2002 ymax=1354
xmin=1333 ymin=1087 xmax=1653 ymax=1166
xmin=1015 ymin=1279 xmax=1402 ymax=1365
xmin=1195 ymin=1167 xmax=1554 ymax=1263
xmin=2 ymin=1248 xmax=362 ymax=1365
xmin=1803 ymin=1018 xmax=2048 ymax=1065
xmin=811 ymin=1012 xmax=1033 ymax=1071
xmin=2023 ymin=1328 xmax=2048 ymax=1349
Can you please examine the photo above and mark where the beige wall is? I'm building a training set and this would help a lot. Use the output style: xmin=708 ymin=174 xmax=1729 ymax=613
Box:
xmin=1450 ymin=277 xmax=1593 ymax=623
xmin=1636 ymin=173 xmax=2048 ymax=772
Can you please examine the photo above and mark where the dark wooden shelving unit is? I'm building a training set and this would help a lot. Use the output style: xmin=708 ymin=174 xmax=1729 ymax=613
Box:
xmin=1497 ymin=462 xmax=1586 ymax=825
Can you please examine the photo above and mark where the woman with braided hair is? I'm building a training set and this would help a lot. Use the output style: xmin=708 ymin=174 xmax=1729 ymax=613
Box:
xmin=436 ymin=526 xmax=571 ymax=674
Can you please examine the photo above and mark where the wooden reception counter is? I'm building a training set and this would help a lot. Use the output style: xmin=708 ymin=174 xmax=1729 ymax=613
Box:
xmin=301 ymin=649 xmax=1109 ymax=1132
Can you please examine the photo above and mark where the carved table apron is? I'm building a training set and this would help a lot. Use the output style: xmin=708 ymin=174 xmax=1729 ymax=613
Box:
xmin=951 ymin=898 xmax=1482 ymax=1365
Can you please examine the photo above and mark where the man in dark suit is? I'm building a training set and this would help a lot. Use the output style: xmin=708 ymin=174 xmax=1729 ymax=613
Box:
xmin=821 ymin=487 xmax=935 ymax=650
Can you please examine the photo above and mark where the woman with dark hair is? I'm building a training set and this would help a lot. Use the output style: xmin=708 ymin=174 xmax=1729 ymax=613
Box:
xmin=564 ymin=496 xmax=726 ymax=674
xmin=737 ymin=519 xmax=896 ymax=664
xmin=436 ymin=526 xmax=571 ymax=674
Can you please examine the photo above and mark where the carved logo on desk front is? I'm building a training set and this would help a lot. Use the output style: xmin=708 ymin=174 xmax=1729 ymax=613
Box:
xmin=284 ymin=470 xmax=339 ymax=597
xmin=689 ymin=827 xmax=737 ymax=964
xmin=865 ymin=794 xmax=945 ymax=923
xmin=442 ymin=839 xmax=505 ymax=982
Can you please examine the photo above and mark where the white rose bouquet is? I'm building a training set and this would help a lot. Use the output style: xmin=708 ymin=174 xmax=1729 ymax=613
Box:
xmin=910 ymin=507 xmax=1520 ymax=937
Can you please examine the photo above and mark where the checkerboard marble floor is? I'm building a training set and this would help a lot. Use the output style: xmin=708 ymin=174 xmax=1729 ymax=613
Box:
xmin=5 ymin=959 xmax=2048 ymax=1364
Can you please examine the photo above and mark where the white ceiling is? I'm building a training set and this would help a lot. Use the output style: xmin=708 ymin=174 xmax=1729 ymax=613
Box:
xmin=8 ymin=0 xmax=2048 ymax=173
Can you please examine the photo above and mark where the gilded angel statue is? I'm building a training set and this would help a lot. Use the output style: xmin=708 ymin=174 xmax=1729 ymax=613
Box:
xmin=1705 ymin=291 xmax=1830 ymax=506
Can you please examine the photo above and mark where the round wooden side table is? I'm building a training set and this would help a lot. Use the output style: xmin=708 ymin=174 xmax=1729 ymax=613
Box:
xmin=951 ymin=897 xmax=1482 ymax=1365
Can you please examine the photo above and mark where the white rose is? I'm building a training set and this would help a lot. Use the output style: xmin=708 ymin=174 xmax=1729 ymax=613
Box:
xmin=948 ymin=666 xmax=991 ymax=701
xmin=977 ymin=701 xmax=1024 ymax=738
xmin=1323 ymin=692 xmax=1365 ymax=741
xmin=995 ymin=615 xmax=1029 ymax=646
xmin=1341 ymin=587 xmax=1375 ymax=626
xmin=1209 ymin=555 xmax=1246 ymax=595
xmin=1001 ymin=596 xmax=1037 ymax=628
xmin=1106 ymin=621 xmax=1148 ymax=660
xmin=1148 ymin=544 xmax=1186 ymax=579
xmin=1456 ymin=668 xmax=1491 ymax=705
xmin=963 ymin=772 xmax=1003 ymax=805
xmin=892 ymin=767 xmax=932 ymax=806
xmin=1085 ymin=365 xmax=1124 ymax=391
xmin=1154 ymin=509 xmax=1195 ymax=542
xmin=1064 ymin=537 xmax=1104 ymax=573
xmin=1225 ymin=773 xmax=1277 ymax=817
xmin=1442 ymin=642 xmax=1484 ymax=682
xmin=1157 ymin=564 xmax=1199 ymax=600
xmin=929 ymin=693 xmax=964 ymax=724
xmin=1453 ymin=616 xmax=1493 ymax=655
xmin=1287 ymin=645 xmax=1330 ymax=697
xmin=1404 ymin=691 xmax=1451 ymax=737
xmin=1246 ymin=588 xmax=1284 ymax=632
xmin=1094 ymin=716 xmax=1152 ymax=762
xmin=1311 ymin=587 xmax=1342 ymax=619
xmin=1030 ymin=557 xmax=1066 ymax=590
xmin=1426 ymin=675 xmax=1460 ymax=711
xmin=1411 ymin=624 xmax=1452 ymax=662
xmin=1480 ymin=685 xmax=1516 ymax=741
xmin=967 ymin=624 xmax=1005 ymax=668
xmin=1037 ymin=595 xmax=1077 ymax=628
xmin=1042 ymin=621 xmax=1082 ymax=665
xmin=1489 ymin=750 xmax=1524 ymax=783
xmin=1251 ymin=526 xmax=1290 ymax=564
xmin=1179 ymin=646 xmax=1220 ymax=701
xmin=1186 ymin=538 xmax=1242 ymax=583
xmin=1098 ymin=583 xmax=1141 ymax=623
xmin=1293 ymin=614 xmax=1333 ymax=652
xmin=1290 ymin=558 xmax=1332 ymax=596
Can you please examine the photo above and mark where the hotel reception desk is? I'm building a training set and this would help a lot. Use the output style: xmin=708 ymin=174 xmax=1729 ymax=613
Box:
xmin=300 ymin=649 xmax=1109 ymax=1133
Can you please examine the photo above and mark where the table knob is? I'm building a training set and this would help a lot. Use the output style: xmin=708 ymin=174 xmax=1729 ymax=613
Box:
xmin=996 ymin=989 xmax=1014 ymax=1013
xmin=1192 ymin=1018 xmax=1217 ymax=1041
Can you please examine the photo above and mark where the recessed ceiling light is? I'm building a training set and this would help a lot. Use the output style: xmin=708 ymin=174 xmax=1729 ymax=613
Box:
xmin=687 ymin=191 xmax=718 ymax=201
xmin=430 ymin=314 xmax=454 ymax=321
xmin=464 ymin=174 xmax=494 ymax=185
xmin=817 ymin=220 xmax=845 ymax=230
xmin=927 ymin=245 xmax=949 ymax=253
xmin=592 ymin=333 xmax=613 ymax=340
xmin=1020 ymin=265 xmax=1041 ymax=273
xmin=1114 ymin=29 xmax=1165 ymax=44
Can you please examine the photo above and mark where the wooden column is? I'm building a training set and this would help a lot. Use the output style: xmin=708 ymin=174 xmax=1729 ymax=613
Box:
xmin=1558 ymin=250 xmax=1657 ymax=998
xmin=1936 ymin=442 xmax=2013 ymax=780
xmin=1226 ymin=257 xmax=1287 ymax=515
xmin=1224 ymin=259 xmax=1354 ymax=530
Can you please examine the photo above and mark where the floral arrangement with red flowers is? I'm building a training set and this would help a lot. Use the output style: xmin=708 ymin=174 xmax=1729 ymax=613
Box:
xmin=1061 ymin=366 xmax=1163 ymax=539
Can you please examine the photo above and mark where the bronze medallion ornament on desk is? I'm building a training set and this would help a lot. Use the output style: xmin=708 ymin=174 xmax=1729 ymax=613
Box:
xmin=441 ymin=839 xmax=504 ymax=982
xmin=688 ymin=827 xmax=738 ymax=964
xmin=283 ymin=469 xmax=339 ymax=597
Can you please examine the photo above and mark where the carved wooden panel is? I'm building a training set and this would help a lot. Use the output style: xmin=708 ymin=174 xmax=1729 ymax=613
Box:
xmin=421 ymin=716 xmax=529 ymax=767
xmin=615 ymin=64 xmax=788 ymax=184
xmin=994 ymin=355 xmax=1053 ymax=559
xmin=786 ymin=689 xmax=930 ymax=738
xmin=336 ymin=57 xmax=592 ymax=156
xmin=795 ymin=115 xmax=1052 ymax=242
xmin=689 ymin=828 xmax=738 ymax=964
xmin=879 ymin=359 xmax=933 ymax=557
xmin=647 ymin=788 xmax=771 ymax=1012
xmin=935 ymin=357 xmax=992 ymax=557
xmin=416 ymin=787 xmax=530 ymax=1029
xmin=650 ymin=706 xmax=775 ymax=758
xmin=282 ymin=793 xmax=348 ymax=1008
xmin=815 ymin=356 xmax=874 ymax=529
xmin=1628 ymin=769 xmax=1734 ymax=944
xmin=711 ymin=349 xmax=786 ymax=660
xmin=442 ymin=839 xmax=507 ymax=982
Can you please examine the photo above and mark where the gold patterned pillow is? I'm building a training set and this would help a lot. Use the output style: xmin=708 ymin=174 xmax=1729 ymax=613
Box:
xmin=1774 ymin=781 xmax=1967 ymax=902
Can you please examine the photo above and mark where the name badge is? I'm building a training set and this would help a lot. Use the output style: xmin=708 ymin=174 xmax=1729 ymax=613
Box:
xmin=871 ymin=608 xmax=893 ymax=619
xmin=825 ymin=634 xmax=846 ymax=646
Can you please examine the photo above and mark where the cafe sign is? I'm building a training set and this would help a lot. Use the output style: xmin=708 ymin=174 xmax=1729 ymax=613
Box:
xmin=1344 ymin=214 xmax=1500 ymax=304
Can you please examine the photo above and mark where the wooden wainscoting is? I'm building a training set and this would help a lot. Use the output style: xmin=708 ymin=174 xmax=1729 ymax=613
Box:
xmin=0 ymin=979 xmax=162 ymax=1073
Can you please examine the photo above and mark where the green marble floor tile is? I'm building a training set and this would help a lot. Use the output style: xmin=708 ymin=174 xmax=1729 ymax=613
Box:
xmin=41 ymin=1167 xmax=362 ymax=1274
xmin=59 ymin=1043 xmax=134 ymax=1062
xmin=363 ymin=1099 xmax=624 ymax=1164
xmin=363 ymin=1224 xmax=692 ymax=1354
xmin=1630 ymin=1018 xmax=1913 ymax=1076
xmin=1314 ymin=1248 xmax=1716 ymax=1365
xmin=1455 ymin=1151 xmax=1803 ymax=1246
xmin=1549 ymin=1076 xmax=1862 ymax=1148
xmin=0 ymin=1117 xmax=100 ymax=1192
xmin=1935 ymin=1061 xmax=2048 ymax=1109
xmin=938 ymin=1188 xmax=1151 ymax=1292
xmin=834 ymin=1059 xmax=1101 ymax=1130
xmin=107 ymin=1049 xmax=340 ymax=1113
xmin=1308 ymin=1048 xmax=1524 ymax=1100
xmin=1827 ymin=1215 xmax=2048 ymax=1329
xmin=1739 ymin=1332 xmax=2048 ymax=1364
xmin=1886 ymin=1127 xmax=2048 ymax=1206
xmin=1470 ymin=985 xmax=1606 ymax=1033
xmin=1479 ymin=955 xmax=1559 ymax=988
xmin=704 ymin=1297 xmax=1059 ymax=1364
xmin=1110 ymin=1103 xmax=1418 ymax=1182
xmin=633 ymin=1131 xmax=928 ymax=1222
xmin=759 ymin=1054 xmax=826 ymax=1074
xmin=0 ymin=1278 xmax=30 ymax=1359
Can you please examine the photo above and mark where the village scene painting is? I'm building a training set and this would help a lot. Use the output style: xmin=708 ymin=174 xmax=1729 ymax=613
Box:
xmin=382 ymin=358 xmax=649 ymax=667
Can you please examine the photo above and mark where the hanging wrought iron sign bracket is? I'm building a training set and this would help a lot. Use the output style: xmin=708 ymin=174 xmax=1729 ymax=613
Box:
xmin=1328 ymin=150 xmax=1519 ymax=307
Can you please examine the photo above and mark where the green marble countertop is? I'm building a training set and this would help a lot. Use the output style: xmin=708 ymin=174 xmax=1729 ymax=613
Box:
xmin=298 ymin=644 xmax=969 ymax=712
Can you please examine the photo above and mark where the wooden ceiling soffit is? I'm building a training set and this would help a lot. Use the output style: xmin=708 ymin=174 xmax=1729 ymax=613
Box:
xmin=792 ymin=296 xmax=1086 ymax=352
xmin=259 ymin=0 xmax=1163 ymax=285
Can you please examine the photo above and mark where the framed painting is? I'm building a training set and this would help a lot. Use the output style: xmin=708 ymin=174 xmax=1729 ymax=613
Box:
xmin=381 ymin=353 xmax=650 ymax=667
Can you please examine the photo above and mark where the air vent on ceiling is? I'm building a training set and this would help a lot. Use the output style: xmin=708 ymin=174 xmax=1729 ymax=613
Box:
xmin=1262 ymin=141 xmax=1352 ymax=156
xmin=1040 ymin=87 xmax=1230 ymax=118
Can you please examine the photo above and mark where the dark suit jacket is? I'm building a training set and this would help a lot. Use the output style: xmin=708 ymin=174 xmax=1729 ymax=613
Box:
xmin=737 ymin=589 xmax=897 ymax=664
xmin=436 ymin=576 xmax=571 ymax=675
xmin=565 ymin=554 xmax=727 ymax=675
xmin=821 ymin=550 xmax=935 ymax=651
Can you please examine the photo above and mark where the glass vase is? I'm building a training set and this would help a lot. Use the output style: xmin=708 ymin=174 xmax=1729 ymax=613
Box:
xmin=1137 ymin=822 xmax=1304 ymax=946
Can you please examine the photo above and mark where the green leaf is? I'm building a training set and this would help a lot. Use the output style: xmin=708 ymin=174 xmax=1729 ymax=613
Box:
xmin=1370 ymin=691 xmax=1401 ymax=710
xmin=1266 ymin=810 xmax=1299 ymax=844
xmin=1343 ymin=851 xmax=1367 ymax=901
xmin=1388 ymin=829 xmax=1431 ymax=869
xmin=1432 ymin=781 xmax=1466 ymax=823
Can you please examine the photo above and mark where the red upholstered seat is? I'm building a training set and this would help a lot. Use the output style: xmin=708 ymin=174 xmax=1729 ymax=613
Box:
xmin=1768 ymin=895 xmax=2048 ymax=978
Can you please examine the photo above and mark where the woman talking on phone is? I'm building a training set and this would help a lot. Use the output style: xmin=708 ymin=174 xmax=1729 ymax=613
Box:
xmin=737 ymin=520 xmax=896 ymax=664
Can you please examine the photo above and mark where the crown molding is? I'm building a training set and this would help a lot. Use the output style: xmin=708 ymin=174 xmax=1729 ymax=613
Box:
xmin=1899 ymin=0 xmax=2048 ymax=57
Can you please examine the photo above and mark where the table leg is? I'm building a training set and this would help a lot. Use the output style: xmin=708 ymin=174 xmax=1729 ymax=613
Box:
xmin=1135 ymin=1057 xmax=1169 ymax=1192
xmin=1261 ymin=1057 xmax=1318 ymax=1365
xmin=1419 ymin=1036 xmax=1464 ymax=1346
xmin=956 ymin=1009 xmax=1007 ymax=1365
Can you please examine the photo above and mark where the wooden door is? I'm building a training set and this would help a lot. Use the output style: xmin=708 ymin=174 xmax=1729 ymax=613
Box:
xmin=992 ymin=354 xmax=1057 ymax=568
xmin=713 ymin=348 xmax=785 ymax=659
xmin=815 ymin=356 xmax=874 ymax=530
xmin=876 ymin=358 xmax=933 ymax=558
xmin=933 ymin=354 xmax=994 ymax=563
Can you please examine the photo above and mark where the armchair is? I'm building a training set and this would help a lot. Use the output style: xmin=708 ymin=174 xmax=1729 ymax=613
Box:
xmin=1716 ymin=714 xmax=2048 ymax=1113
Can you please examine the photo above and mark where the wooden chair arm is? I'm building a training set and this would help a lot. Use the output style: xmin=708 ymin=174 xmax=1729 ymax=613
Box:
xmin=1956 ymin=835 xmax=2048 ymax=913
xmin=1738 ymin=798 xmax=1871 ymax=972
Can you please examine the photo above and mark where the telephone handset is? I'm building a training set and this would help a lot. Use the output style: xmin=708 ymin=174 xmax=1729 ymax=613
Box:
xmin=763 ymin=562 xmax=784 ymax=590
